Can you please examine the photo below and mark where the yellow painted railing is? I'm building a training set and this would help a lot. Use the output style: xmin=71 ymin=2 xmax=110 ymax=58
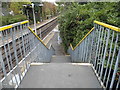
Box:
xmin=0 ymin=20 xmax=29 ymax=31
xmin=94 ymin=21 xmax=120 ymax=32
xmin=70 ymin=20 xmax=120 ymax=51
xmin=28 ymin=27 xmax=53 ymax=50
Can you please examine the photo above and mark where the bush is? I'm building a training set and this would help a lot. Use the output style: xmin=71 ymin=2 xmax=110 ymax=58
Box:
xmin=59 ymin=2 xmax=120 ymax=52
xmin=2 ymin=14 xmax=27 ymax=26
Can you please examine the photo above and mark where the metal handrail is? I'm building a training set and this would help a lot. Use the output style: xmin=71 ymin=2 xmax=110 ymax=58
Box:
xmin=94 ymin=21 xmax=120 ymax=32
xmin=0 ymin=19 xmax=55 ymax=88
xmin=70 ymin=21 xmax=120 ymax=51
xmin=28 ymin=27 xmax=49 ymax=49
xmin=68 ymin=20 xmax=120 ymax=89
xmin=70 ymin=27 xmax=95 ymax=50
xmin=0 ymin=20 xmax=29 ymax=31
xmin=28 ymin=27 xmax=55 ymax=51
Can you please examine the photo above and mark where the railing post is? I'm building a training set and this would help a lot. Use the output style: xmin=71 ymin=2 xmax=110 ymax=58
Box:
xmin=106 ymin=33 xmax=118 ymax=87
xmin=94 ymin=25 xmax=102 ymax=69
xmin=103 ymin=31 xmax=114 ymax=83
xmin=20 ymin=24 xmax=26 ymax=58
xmin=96 ymin=27 xmax=104 ymax=72
xmin=110 ymin=48 xmax=120 ymax=88
xmin=10 ymin=27 xmax=22 ymax=83
xmin=100 ymin=29 xmax=110 ymax=79
xmin=0 ymin=48 xmax=9 ymax=88
xmin=1 ymin=30 xmax=14 ymax=85
xmin=116 ymin=76 xmax=120 ymax=88
xmin=89 ymin=31 xmax=95 ymax=63
xmin=98 ymin=30 xmax=107 ymax=75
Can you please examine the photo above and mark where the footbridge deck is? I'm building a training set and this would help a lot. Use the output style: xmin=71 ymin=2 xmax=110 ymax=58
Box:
xmin=19 ymin=29 xmax=101 ymax=88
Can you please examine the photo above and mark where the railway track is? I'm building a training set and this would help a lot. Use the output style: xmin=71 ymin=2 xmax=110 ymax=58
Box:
xmin=0 ymin=17 xmax=58 ymax=79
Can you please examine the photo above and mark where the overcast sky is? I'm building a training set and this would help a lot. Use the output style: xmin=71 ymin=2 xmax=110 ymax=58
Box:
xmin=42 ymin=0 xmax=56 ymax=2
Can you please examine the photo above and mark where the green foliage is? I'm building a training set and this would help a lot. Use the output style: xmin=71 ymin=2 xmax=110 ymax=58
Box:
xmin=59 ymin=2 xmax=120 ymax=52
xmin=9 ymin=1 xmax=31 ymax=15
xmin=2 ymin=14 xmax=27 ymax=26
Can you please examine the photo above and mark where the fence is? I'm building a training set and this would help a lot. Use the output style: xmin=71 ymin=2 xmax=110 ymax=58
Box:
xmin=0 ymin=20 xmax=55 ymax=88
xmin=68 ymin=21 xmax=120 ymax=89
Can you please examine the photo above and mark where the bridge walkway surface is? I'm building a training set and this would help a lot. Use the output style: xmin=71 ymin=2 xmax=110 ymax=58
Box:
xmin=18 ymin=26 xmax=102 ymax=88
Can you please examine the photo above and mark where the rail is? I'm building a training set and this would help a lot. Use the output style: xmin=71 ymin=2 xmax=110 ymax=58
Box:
xmin=0 ymin=20 xmax=55 ymax=88
xmin=68 ymin=21 xmax=120 ymax=89
xmin=32 ymin=17 xmax=58 ymax=39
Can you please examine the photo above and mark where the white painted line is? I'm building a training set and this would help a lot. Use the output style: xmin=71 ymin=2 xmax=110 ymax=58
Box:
xmin=71 ymin=63 xmax=92 ymax=66
xmin=30 ymin=63 xmax=45 ymax=66
xmin=43 ymin=25 xmax=58 ymax=41
xmin=43 ymin=30 xmax=53 ymax=41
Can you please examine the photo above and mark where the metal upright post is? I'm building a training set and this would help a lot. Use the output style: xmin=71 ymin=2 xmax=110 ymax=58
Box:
xmin=110 ymin=48 xmax=120 ymax=88
xmin=32 ymin=3 xmax=37 ymax=35
xmin=0 ymin=48 xmax=9 ymax=88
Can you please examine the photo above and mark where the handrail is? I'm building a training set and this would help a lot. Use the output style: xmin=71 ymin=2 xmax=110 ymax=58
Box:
xmin=94 ymin=20 xmax=120 ymax=32
xmin=20 ymin=20 xmax=29 ymax=25
xmin=0 ymin=16 xmax=58 ymax=31
xmin=68 ymin=20 xmax=120 ymax=89
xmin=28 ymin=27 xmax=54 ymax=50
xmin=70 ymin=44 xmax=74 ymax=51
xmin=0 ymin=20 xmax=29 ymax=31
xmin=70 ymin=27 xmax=94 ymax=51
xmin=0 ymin=18 xmax=55 ymax=88
xmin=70 ymin=20 xmax=120 ymax=51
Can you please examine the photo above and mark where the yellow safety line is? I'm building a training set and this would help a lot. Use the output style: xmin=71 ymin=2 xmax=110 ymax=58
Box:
xmin=21 ymin=20 xmax=29 ymax=25
xmin=72 ymin=27 xmax=95 ymax=50
xmin=0 ymin=25 xmax=13 ymax=31
xmin=94 ymin=20 xmax=120 ymax=32
xmin=28 ymin=27 xmax=49 ymax=49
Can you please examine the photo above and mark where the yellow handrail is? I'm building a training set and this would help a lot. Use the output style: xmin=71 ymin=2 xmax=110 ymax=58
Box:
xmin=70 ymin=43 xmax=74 ymax=51
xmin=70 ymin=20 xmax=120 ymax=51
xmin=0 ymin=25 xmax=13 ymax=31
xmin=0 ymin=20 xmax=29 ymax=31
xmin=94 ymin=20 xmax=120 ymax=32
xmin=20 ymin=20 xmax=29 ymax=25
xmin=70 ymin=27 xmax=94 ymax=51
xmin=28 ymin=27 xmax=49 ymax=50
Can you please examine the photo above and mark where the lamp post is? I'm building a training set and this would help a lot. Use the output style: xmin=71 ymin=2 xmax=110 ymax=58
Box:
xmin=31 ymin=3 xmax=37 ymax=34
xmin=23 ymin=3 xmax=43 ymax=36
xmin=38 ymin=4 xmax=43 ymax=38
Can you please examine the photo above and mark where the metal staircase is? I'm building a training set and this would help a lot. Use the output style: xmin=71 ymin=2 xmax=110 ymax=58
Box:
xmin=0 ymin=19 xmax=119 ymax=89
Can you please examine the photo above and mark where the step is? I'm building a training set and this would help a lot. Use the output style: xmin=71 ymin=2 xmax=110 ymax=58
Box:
xmin=51 ymin=55 xmax=71 ymax=63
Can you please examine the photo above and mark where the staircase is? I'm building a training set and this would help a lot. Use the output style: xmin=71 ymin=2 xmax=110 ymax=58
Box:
xmin=51 ymin=55 xmax=71 ymax=63
xmin=0 ymin=19 xmax=119 ymax=89
xmin=18 ymin=29 xmax=101 ymax=88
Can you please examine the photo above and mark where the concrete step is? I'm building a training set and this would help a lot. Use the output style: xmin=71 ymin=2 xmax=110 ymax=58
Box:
xmin=51 ymin=55 xmax=71 ymax=63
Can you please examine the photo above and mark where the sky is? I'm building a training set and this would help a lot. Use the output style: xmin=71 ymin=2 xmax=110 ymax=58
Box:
xmin=42 ymin=0 xmax=56 ymax=2
xmin=42 ymin=0 xmax=58 ymax=6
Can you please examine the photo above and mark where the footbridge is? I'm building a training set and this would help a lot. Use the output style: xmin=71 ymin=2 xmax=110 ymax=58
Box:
xmin=0 ymin=17 xmax=119 ymax=89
